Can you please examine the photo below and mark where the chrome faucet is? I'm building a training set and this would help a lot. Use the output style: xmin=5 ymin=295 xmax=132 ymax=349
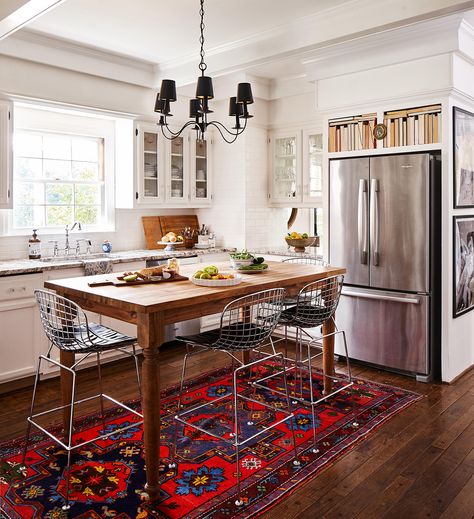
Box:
xmin=65 ymin=222 xmax=82 ymax=255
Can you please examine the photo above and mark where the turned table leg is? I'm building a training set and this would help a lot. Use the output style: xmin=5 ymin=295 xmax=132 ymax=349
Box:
xmin=322 ymin=316 xmax=335 ymax=395
xmin=138 ymin=312 xmax=163 ymax=501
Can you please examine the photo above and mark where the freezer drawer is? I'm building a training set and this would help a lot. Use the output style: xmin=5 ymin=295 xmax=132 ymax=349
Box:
xmin=335 ymin=287 xmax=429 ymax=375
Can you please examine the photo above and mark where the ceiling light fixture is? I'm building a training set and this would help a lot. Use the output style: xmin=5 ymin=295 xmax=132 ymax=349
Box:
xmin=154 ymin=0 xmax=253 ymax=144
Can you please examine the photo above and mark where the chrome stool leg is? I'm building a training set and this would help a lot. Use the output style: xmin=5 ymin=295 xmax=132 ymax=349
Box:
xmin=62 ymin=369 xmax=77 ymax=511
xmin=170 ymin=346 xmax=194 ymax=469
xmin=131 ymin=345 xmax=142 ymax=398
xmin=233 ymin=367 xmax=243 ymax=507
xmin=278 ymin=352 xmax=300 ymax=464
xmin=22 ymin=356 xmax=43 ymax=466
xmin=96 ymin=352 xmax=106 ymax=432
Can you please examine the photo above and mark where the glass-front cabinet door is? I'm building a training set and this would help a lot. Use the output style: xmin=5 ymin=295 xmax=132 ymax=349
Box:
xmin=269 ymin=131 xmax=301 ymax=204
xmin=165 ymin=136 xmax=188 ymax=204
xmin=190 ymin=137 xmax=212 ymax=205
xmin=136 ymin=123 xmax=164 ymax=204
xmin=303 ymin=131 xmax=323 ymax=204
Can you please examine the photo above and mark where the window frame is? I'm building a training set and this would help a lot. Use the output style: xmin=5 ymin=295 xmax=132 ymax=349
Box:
xmin=5 ymin=103 xmax=115 ymax=236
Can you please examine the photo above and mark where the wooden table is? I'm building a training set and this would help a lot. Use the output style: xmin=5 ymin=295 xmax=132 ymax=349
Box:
xmin=45 ymin=260 xmax=345 ymax=500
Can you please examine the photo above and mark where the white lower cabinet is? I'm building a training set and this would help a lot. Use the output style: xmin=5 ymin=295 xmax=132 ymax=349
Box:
xmin=0 ymin=274 xmax=43 ymax=383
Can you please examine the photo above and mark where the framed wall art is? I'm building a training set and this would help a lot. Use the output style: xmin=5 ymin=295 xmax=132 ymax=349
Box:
xmin=453 ymin=107 xmax=474 ymax=208
xmin=453 ymin=215 xmax=474 ymax=318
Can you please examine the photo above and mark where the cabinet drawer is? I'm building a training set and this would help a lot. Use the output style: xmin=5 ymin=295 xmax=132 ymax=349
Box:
xmin=0 ymin=274 xmax=43 ymax=301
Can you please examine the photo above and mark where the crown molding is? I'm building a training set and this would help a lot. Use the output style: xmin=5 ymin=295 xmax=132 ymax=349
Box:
xmin=0 ymin=0 xmax=66 ymax=40
xmin=0 ymin=29 xmax=159 ymax=87
xmin=158 ymin=0 xmax=474 ymax=86
xmin=302 ymin=14 xmax=464 ymax=82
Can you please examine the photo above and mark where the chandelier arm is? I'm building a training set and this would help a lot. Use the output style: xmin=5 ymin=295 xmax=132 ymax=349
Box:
xmin=207 ymin=117 xmax=248 ymax=137
xmin=159 ymin=120 xmax=198 ymax=140
xmin=207 ymin=121 xmax=244 ymax=144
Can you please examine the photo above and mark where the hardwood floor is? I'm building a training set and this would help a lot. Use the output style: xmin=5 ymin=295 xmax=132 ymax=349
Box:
xmin=1 ymin=343 xmax=473 ymax=519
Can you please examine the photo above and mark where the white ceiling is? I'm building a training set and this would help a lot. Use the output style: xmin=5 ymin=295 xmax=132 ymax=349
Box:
xmin=25 ymin=0 xmax=351 ymax=64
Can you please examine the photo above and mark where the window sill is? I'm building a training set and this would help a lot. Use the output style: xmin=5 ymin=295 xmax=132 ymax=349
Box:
xmin=3 ymin=225 xmax=116 ymax=238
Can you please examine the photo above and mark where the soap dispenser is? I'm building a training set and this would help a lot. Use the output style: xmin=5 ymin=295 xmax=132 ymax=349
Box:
xmin=28 ymin=229 xmax=41 ymax=259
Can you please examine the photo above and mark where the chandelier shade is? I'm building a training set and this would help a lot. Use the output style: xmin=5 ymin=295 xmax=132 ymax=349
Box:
xmin=153 ymin=0 xmax=252 ymax=143
xmin=196 ymin=76 xmax=214 ymax=99
xmin=236 ymin=83 xmax=254 ymax=105
xmin=159 ymin=79 xmax=177 ymax=102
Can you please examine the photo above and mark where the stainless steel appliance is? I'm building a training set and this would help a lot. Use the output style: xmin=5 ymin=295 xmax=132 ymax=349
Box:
xmin=329 ymin=153 xmax=441 ymax=381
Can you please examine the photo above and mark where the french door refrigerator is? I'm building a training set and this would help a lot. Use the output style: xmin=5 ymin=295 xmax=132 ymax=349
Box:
xmin=329 ymin=153 xmax=440 ymax=381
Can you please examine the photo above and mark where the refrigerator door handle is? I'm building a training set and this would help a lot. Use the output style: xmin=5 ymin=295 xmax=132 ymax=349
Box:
xmin=370 ymin=178 xmax=380 ymax=266
xmin=358 ymin=179 xmax=368 ymax=264
xmin=343 ymin=289 xmax=421 ymax=304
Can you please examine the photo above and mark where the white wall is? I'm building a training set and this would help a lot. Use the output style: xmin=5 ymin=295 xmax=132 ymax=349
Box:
xmin=444 ymin=54 xmax=474 ymax=381
xmin=197 ymin=98 xmax=287 ymax=251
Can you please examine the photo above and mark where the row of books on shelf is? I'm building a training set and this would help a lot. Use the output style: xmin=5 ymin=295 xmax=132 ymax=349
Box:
xmin=383 ymin=110 xmax=441 ymax=147
xmin=328 ymin=105 xmax=441 ymax=152
xmin=328 ymin=116 xmax=376 ymax=152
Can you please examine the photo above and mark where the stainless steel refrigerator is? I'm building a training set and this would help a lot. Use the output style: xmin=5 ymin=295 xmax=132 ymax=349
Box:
xmin=329 ymin=153 xmax=441 ymax=381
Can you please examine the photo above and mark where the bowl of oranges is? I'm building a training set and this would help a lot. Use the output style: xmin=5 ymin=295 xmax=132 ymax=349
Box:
xmin=285 ymin=232 xmax=318 ymax=252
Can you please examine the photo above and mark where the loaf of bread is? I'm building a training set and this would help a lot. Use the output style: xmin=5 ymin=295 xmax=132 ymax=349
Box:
xmin=136 ymin=265 xmax=165 ymax=279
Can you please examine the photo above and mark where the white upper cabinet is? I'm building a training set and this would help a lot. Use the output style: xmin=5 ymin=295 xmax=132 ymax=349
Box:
xmin=136 ymin=122 xmax=165 ymax=205
xmin=269 ymin=131 xmax=301 ymax=204
xmin=166 ymin=135 xmax=189 ymax=205
xmin=135 ymin=122 xmax=212 ymax=208
xmin=0 ymin=99 xmax=13 ymax=209
xmin=268 ymin=128 xmax=323 ymax=207
xmin=302 ymin=130 xmax=323 ymax=205
xmin=190 ymin=137 xmax=212 ymax=206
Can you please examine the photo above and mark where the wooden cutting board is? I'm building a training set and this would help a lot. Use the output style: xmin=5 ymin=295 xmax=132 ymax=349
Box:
xmin=142 ymin=216 xmax=164 ymax=250
xmin=142 ymin=215 xmax=200 ymax=249
xmin=159 ymin=215 xmax=200 ymax=245
xmin=88 ymin=274 xmax=189 ymax=287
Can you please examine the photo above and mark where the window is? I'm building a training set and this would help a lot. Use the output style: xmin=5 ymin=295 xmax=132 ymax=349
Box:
xmin=10 ymin=103 xmax=116 ymax=233
xmin=13 ymin=131 xmax=104 ymax=229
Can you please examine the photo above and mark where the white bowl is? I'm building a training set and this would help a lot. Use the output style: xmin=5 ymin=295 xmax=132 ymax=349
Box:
xmin=191 ymin=274 xmax=242 ymax=287
xmin=230 ymin=257 xmax=254 ymax=269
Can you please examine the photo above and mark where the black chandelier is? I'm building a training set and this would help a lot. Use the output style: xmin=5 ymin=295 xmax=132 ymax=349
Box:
xmin=154 ymin=0 xmax=253 ymax=143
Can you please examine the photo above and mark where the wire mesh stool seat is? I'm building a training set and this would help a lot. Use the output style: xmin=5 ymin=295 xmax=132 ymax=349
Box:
xmin=275 ymin=256 xmax=331 ymax=353
xmin=171 ymin=288 xmax=300 ymax=507
xmin=23 ymin=289 xmax=143 ymax=510
xmin=254 ymin=274 xmax=353 ymax=451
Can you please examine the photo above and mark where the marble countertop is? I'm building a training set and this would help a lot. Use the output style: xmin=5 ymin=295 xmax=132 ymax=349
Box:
xmin=0 ymin=247 xmax=236 ymax=277
xmin=0 ymin=246 xmax=324 ymax=277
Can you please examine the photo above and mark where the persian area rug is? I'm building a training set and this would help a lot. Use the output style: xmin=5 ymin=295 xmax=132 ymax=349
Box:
xmin=0 ymin=364 xmax=421 ymax=518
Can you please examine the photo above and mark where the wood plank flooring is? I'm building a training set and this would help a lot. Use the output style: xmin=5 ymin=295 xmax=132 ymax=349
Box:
xmin=0 ymin=343 xmax=473 ymax=519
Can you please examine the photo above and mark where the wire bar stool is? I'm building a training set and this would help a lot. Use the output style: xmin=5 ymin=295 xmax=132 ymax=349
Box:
xmin=171 ymin=288 xmax=300 ymax=507
xmin=23 ymin=289 xmax=143 ymax=510
xmin=254 ymin=274 xmax=353 ymax=451
xmin=277 ymin=256 xmax=331 ymax=351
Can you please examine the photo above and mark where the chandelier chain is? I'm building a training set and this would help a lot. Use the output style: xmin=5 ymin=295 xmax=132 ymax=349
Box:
xmin=199 ymin=0 xmax=207 ymax=73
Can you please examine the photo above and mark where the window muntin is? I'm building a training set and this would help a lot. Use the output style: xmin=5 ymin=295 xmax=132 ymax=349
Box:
xmin=13 ymin=131 xmax=104 ymax=229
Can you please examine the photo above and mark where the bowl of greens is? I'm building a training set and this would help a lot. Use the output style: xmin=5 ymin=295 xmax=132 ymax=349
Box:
xmin=229 ymin=251 xmax=268 ymax=272
xmin=229 ymin=250 xmax=255 ymax=269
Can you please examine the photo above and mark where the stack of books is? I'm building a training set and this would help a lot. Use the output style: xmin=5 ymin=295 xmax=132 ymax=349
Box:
xmin=328 ymin=114 xmax=376 ymax=152
xmin=383 ymin=105 xmax=441 ymax=147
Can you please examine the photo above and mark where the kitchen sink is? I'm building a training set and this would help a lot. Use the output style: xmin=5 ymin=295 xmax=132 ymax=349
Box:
xmin=39 ymin=253 xmax=116 ymax=262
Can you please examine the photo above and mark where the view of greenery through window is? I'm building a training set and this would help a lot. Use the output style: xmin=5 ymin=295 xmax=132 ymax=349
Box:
xmin=13 ymin=131 xmax=104 ymax=229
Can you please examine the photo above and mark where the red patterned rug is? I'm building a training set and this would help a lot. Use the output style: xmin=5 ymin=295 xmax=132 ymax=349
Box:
xmin=0 ymin=364 xmax=421 ymax=518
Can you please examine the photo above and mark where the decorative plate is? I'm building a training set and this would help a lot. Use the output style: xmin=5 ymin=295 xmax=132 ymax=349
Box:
xmin=373 ymin=123 xmax=387 ymax=140
xmin=190 ymin=274 xmax=243 ymax=287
